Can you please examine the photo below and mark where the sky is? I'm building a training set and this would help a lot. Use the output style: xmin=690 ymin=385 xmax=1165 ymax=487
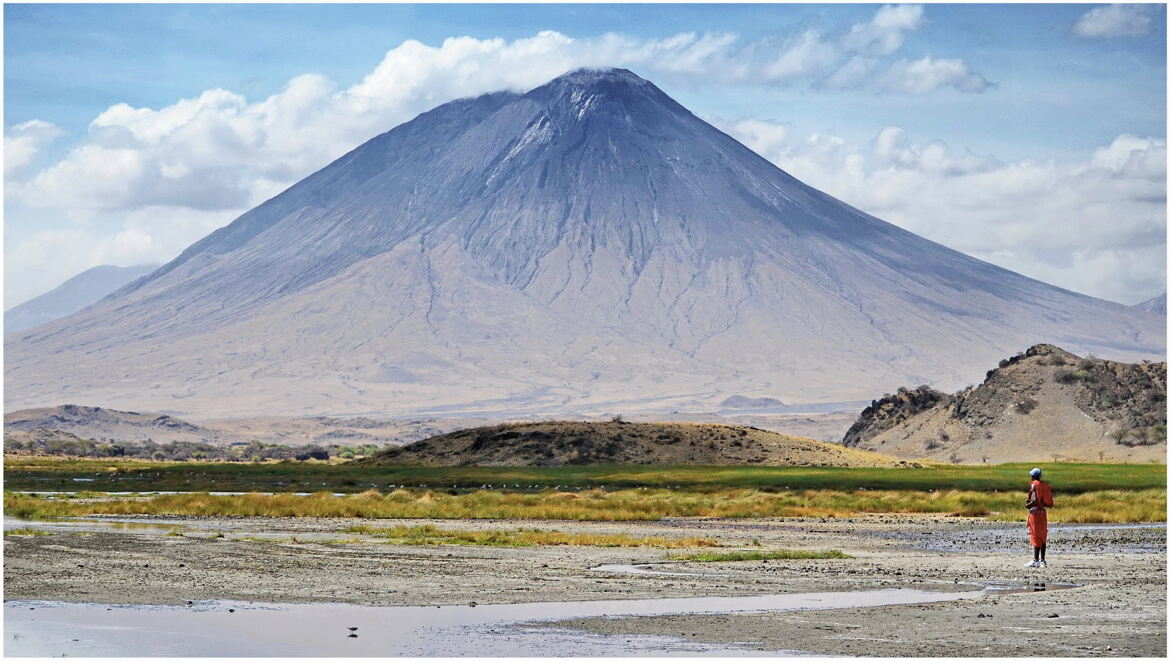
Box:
xmin=4 ymin=3 xmax=1167 ymax=307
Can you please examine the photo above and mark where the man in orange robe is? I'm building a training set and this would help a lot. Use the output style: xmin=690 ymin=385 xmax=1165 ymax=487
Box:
xmin=1024 ymin=467 xmax=1054 ymax=567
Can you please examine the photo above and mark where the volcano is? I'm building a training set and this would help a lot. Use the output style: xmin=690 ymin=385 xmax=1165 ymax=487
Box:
xmin=5 ymin=68 xmax=1164 ymax=418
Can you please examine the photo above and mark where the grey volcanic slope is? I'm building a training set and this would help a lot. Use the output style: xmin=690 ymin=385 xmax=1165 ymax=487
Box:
xmin=1134 ymin=293 xmax=1167 ymax=316
xmin=5 ymin=69 xmax=1164 ymax=418
xmin=5 ymin=263 xmax=159 ymax=333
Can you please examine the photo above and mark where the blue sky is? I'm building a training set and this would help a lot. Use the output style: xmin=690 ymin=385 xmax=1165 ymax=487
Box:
xmin=4 ymin=3 xmax=1167 ymax=306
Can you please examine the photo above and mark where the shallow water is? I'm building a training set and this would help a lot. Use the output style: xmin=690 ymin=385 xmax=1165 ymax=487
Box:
xmin=5 ymin=588 xmax=985 ymax=657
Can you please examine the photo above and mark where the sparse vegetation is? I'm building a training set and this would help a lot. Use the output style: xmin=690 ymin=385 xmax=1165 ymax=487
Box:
xmin=3 ymin=457 xmax=1164 ymax=494
xmin=5 ymin=483 xmax=1163 ymax=523
xmin=3 ymin=436 xmax=382 ymax=462
xmin=667 ymin=549 xmax=850 ymax=562
xmin=341 ymin=524 xmax=720 ymax=548
xmin=1014 ymin=398 xmax=1038 ymax=414
xmin=1055 ymin=368 xmax=1091 ymax=384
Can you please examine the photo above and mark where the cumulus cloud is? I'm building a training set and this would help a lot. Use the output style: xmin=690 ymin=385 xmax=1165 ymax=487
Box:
xmin=4 ymin=120 xmax=64 ymax=175
xmin=724 ymin=119 xmax=1166 ymax=304
xmin=842 ymin=4 xmax=925 ymax=56
xmin=5 ymin=9 xmax=983 ymax=217
xmin=4 ymin=205 xmax=237 ymax=306
xmin=1073 ymin=4 xmax=1153 ymax=38
xmin=873 ymin=57 xmax=993 ymax=94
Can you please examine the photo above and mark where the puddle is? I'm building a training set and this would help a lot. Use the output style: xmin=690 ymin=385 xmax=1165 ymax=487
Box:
xmin=5 ymin=588 xmax=986 ymax=657
xmin=590 ymin=563 xmax=726 ymax=579
xmin=978 ymin=580 xmax=1081 ymax=594
xmin=4 ymin=517 xmax=194 ymax=535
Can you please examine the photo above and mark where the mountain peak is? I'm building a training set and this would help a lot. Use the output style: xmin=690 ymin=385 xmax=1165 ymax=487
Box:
xmin=547 ymin=67 xmax=648 ymax=86
xmin=526 ymin=66 xmax=683 ymax=124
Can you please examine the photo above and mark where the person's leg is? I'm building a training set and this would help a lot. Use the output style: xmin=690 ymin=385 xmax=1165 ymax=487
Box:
xmin=1040 ymin=545 xmax=1046 ymax=562
xmin=1034 ymin=545 xmax=1040 ymax=562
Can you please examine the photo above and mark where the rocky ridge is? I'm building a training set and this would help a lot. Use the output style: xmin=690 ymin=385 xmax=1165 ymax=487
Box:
xmin=842 ymin=344 xmax=1167 ymax=463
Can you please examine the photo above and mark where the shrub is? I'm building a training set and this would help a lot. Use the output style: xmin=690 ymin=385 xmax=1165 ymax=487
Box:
xmin=1014 ymin=398 xmax=1038 ymax=414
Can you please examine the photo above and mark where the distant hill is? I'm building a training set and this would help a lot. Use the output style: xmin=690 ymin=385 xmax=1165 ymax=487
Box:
xmin=5 ymin=264 xmax=159 ymax=334
xmin=3 ymin=403 xmax=488 ymax=449
xmin=1134 ymin=293 xmax=1167 ymax=316
xmin=4 ymin=404 xmax=214 ymax=443
xmin=719 ymin=395 xmax=787 ymax=410
xmin=365 ymin=420 xmax=906 ymax=467
xmin=842 ymin=344 xmax=1167 ymax=463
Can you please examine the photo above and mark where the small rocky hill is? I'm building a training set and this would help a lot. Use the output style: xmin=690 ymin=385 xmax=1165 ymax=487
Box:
xmin=843 ymin=344 xmax=1167 ymax=463
xmin=4 ymin=404 xmax=480 ymax=447
xmin=366 ymin=420 xmax=905 ymax=467
xmin=5 ymin=404 xmax=213 ymax=443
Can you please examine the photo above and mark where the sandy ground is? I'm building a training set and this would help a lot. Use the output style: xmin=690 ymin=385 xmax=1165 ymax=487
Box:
xmin=4 ymin=514 xmax=1164 ymax=657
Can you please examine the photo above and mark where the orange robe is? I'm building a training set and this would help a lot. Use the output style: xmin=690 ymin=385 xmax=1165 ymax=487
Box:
xmin=1026 ymin=480 xmax=1054 ymax=547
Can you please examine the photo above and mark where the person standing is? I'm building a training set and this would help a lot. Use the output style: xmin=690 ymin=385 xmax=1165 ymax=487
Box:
xmin=1024 ymin=467 xmax=1054 ymax=567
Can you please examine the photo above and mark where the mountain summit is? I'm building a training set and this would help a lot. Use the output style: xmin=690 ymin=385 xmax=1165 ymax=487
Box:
xmin=6 ymin=68 xmax=1164 ymax=417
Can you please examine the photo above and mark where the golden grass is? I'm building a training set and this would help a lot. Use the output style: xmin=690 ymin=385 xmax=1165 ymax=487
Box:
xmin=342 ymin=523 xmax=721 ymax=548
xmin=667 ymin=549 xmax=850 ymax=561
xmin=5 ymin=487 xmax=1163 ymax=523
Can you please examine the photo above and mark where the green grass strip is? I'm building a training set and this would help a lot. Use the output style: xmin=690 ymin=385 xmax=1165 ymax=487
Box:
xmin=4 ymin=457 xmax=1164 ymax=494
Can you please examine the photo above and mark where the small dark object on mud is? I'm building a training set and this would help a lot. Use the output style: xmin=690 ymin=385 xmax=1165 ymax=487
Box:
xmin=348 ymin=633 xmax=358 ymax=638
xmin=186 ymin=601 xmax=193 ymax=605
xmin=1047 ymin=613 xmax=1059 ymax=618
xmin=469 ymin=601 xmax=477 ymax=607
xmin=228 ymin=608 xmax=235 ymax=613
xmin=348 ymin=627 xmax=358 ymax=632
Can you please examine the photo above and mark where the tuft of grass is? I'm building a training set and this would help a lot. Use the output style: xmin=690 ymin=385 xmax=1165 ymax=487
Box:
xmin=4 ymin=528 xmax=53 ymax=537
xmin=667 ymin=549 xmax=850 ymax=562
xmin=342 ymin=524 xmax=720 ymax=548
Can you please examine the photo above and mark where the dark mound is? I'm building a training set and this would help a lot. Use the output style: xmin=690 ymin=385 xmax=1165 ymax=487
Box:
xmin=364 ymin=420 xmax=901 ymax=467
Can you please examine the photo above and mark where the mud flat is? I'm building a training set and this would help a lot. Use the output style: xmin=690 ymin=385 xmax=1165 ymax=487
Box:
xmin=4 ymin=515 xmax=1165 ymax=656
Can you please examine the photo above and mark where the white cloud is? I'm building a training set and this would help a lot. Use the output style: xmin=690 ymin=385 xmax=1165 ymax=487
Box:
xmin=725 ymin=119 xmax=1166 ymax=304
xmin=842 ymin=4 xmax=925 ymax=56
xmin=4 ymin=206 xmax=237 ymax=306
xmin=874 ymin=57 xmax=993 ymax=94
xmin=763 ymin=30 xmax=841 ymax=80
xmin=4 ymin=120 xmax=64 ymax=175
xmin=4 ymin=22 xmax=989 ymax=217
xmin=1073 ymin=4 xmax=1153 ymax=38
